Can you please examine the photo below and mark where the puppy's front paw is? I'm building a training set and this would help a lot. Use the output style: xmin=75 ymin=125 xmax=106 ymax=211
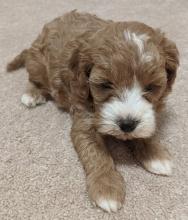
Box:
xmin=144 ymin=159 xmax=173 ymax=176
xmin=95 ymin=198 xmax=122 ymax=213
xmin=87 ymin=170 xmax=125 ymax=212
xmin=21 ymin=93 xmax=46 ymax=108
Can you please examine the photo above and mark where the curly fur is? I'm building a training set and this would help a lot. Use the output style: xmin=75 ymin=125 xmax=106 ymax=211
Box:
xmin=7 ymin=11 xmax=179 ymax=212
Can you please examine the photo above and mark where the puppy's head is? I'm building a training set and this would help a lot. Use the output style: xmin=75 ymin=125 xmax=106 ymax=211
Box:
xmin=70 ymin=22 xmax=179 ymax=140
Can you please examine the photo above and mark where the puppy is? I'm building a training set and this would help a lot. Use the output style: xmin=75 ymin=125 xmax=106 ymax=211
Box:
xmin=7 ymin=11 xmax=179 ymax=212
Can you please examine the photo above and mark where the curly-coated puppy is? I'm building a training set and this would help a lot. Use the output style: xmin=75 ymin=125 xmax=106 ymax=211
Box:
xmin=7 ymin=11 xmax=179 ymax=212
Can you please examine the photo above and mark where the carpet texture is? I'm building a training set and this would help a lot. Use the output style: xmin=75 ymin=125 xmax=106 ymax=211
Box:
xmin=0 ymin=0 xmax=188 ymax=219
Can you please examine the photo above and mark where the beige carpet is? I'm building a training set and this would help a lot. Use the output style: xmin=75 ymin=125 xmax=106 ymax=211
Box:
xmin=0 ymin=0 xmax=188 ymax=219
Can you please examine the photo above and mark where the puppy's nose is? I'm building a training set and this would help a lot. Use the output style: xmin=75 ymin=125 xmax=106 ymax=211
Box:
xmin=119 ymin=118 xmax=138 ymax=133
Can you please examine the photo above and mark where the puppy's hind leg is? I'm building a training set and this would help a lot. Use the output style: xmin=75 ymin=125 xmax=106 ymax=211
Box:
xmin=21 ymin=45 xmax=50 ymax=108
xmin=21 ymin=82 xmax=47 ymax=108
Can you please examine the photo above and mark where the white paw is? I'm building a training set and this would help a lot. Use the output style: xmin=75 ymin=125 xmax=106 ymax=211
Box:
xmin=145 ymin=159 xmax=173 ymax=176
xmin=95 ymin=198 xmax=121 ymax=213
xmin=21 ymin=93 xmax=46 ymax=108
xmin=21 ymin=94 xmax=36 ymax=107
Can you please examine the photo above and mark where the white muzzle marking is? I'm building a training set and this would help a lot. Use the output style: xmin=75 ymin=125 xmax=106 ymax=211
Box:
xmin=99 ymin=81 xmax=156 ymax=139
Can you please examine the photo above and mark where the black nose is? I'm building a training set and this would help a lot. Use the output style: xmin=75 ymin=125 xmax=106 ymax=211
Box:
xmin=119 ymin=118 xmax=139 ymax=133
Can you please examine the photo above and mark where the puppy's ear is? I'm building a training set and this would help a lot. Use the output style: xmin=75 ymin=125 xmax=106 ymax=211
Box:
xmin=69 ymin=44 xmax=94 ymax=111
xmin=160 ymin=35 xmax=179 ymax=91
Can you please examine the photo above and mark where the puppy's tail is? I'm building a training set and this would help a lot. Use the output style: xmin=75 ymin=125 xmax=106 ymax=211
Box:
xmin=7 ymin=49 xmax=28 ymax=72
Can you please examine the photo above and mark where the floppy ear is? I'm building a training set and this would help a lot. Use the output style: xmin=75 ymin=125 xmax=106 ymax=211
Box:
xmin=68 ymin=42 xmax=94 ymax=111
xmin=160 ymin=35 xmax=179 ymax=90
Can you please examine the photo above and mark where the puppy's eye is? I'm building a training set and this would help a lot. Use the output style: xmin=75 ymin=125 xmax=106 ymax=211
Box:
xmin=144 ymin=84 xmax=160 ymax=93
xmin=98 ymin=81 xmax=113 ymax=90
